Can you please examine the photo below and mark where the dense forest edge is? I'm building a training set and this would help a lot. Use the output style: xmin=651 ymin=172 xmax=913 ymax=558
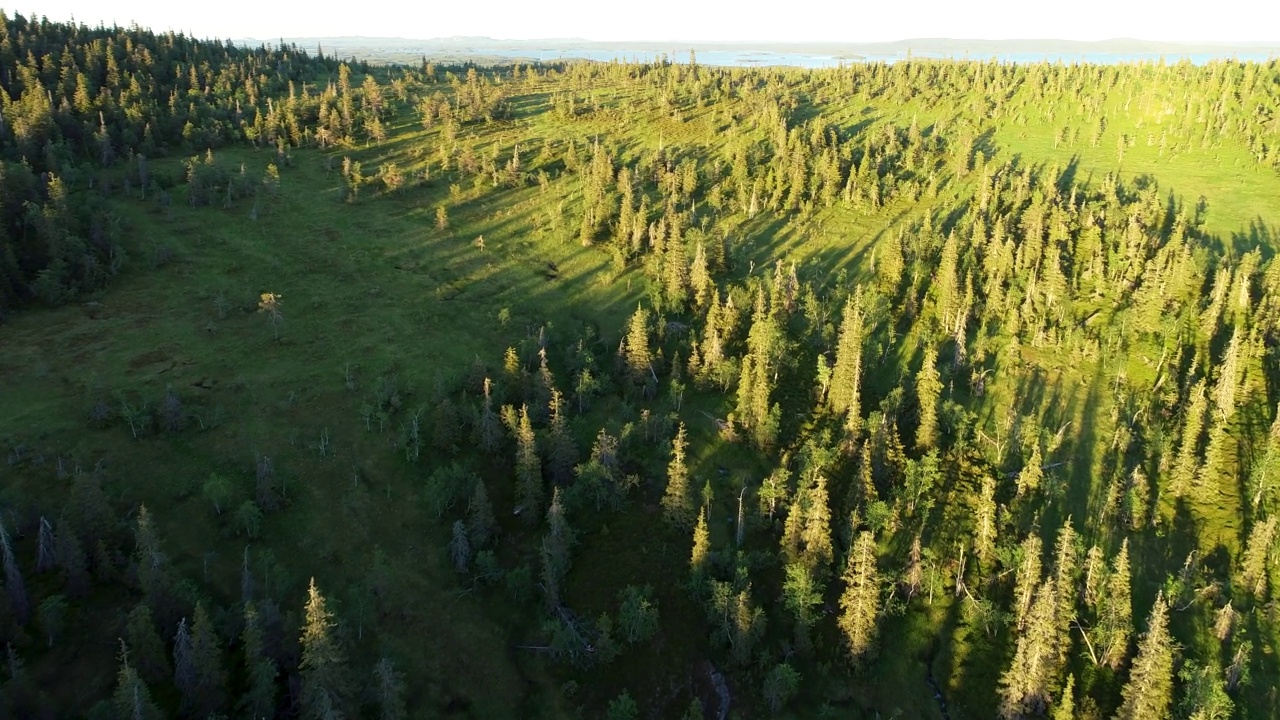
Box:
xmin=0 ymin=10 xmax=1278 ymax=720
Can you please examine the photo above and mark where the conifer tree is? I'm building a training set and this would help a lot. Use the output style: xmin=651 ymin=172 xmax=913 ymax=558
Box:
xmin=736 ymin=291 xmax=784 ymax=447
xmin=1083 ymin=545 xmax=1106 ymax=609
xmin=1017 ymin=443 xmax=1044 ymax=497
xmin=36 ymin=594 xmax=66 ymax=648
xmin=190 ymin=602 xmax=227 ymax=717
xmin=546 ymin=389 xmax=578 ymax=485
xmin=124 ymin=604 xmax=169 ymax=687
xmin=1053 ymin=674 xmax=1075 ymax=720
xmin=55 ymin=519 xmax=89 ymax=598
xmin=1097 ymin=540 xmax=1133 ymax=670
xmin=300 ymin=578 xmax=350 ymax=720
xmin=915 ymin=344 xmax=943 ymax=450
xmin=782 ymin=562 xmax=824 ymax=630
xmin=513 ymin=404 xmax=543 ymax=521
xmin=114 ymin=644 xmax=163 ymax=720
xmin=373 ymin=657 xmax=407 ymax=720
xmin=878 ymin=229 xmax=905 ymax=295
xmin=903 ymin=534 xmax=924 ymax=600
xmin=690 ymin=507 xmax=711 ymax=585
xmin=541 ymin=488 xmax=572 ymax=609
xmin=475 ymin=378 xmax=504 ymax=454
xmin=467 ymin=479 xmax=497 ymax=548
xmin=1013 ymin=534 xmax=1044 ymax=633
xmin=974 ymin=474 xmax=999 ymax=571
xmin=623 ymin=305 xmax=652 ymax=384
xmin=829 ymin=294 xmax=865 ymax=441
xmin=662 ymin=423 xmax=695 ymax=528
xmin=133 ymin=505 xmax=172 ymax=620
xmin=450 ymin=520 xmax=471 ymax=573
xmin=173 ymin=617 xmax=196 ymax=713
xmin=664 ymin=231 xmax=689 ymax=311
xmin=837 ymin=531 xmax=880 ymax=663
xmin=1236 ymin=515 xmax=1277 ymax=599
xmin=999 ymin=579 xmax=1059 ymax=719
xmin=690 ymin=243 xmax=711 ymax=309
xmin=1211 ymin=325 xmax=1244 ymax=421
xmin=35 ymin=516 xmax=55 ymax=574
xmin=1051 ymin=519 xmax=1079 ymax=669
xmin=1113 ymin=593 xmax=1173 ymax=720
xmin=801 ymin=475 xmax=834 ymax=578
xmin=1171 ymin=380 xmax=1208 ymax=498
xmin=240 ymin=602 xmax=279 ymax=720
xmin=0 ymin=516 xmax=29 ymax=625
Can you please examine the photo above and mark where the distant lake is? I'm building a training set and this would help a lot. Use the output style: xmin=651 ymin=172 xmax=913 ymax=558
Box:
xmin=510 ymin=48 xmax=1278 ymax=67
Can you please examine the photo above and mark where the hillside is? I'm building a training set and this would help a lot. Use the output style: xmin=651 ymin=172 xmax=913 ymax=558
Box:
xmin=1 ymin=13 xmax=1279 ymax=719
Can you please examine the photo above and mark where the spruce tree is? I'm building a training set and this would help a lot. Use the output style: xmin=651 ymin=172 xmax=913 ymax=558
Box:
xmin=1097 ymin=540 xmax=1133 ymax=669
xmin=1017 ymin=443 xmax=1044 ymax=497
xmin=1170 ymin=380 xmax=1208 ymax=498
xmin=173 ymin=617 xmax=196 ymax=714
xmin=623 ymin=305 xmax=652 ymax=384
xmin=113 ymin=644 xmax=163 ymax=720
xmin=690 ymin=242 xmax=711 ymax=309
xmin=829 ymin=294 xmax=865 ymax=440
xmin=450 ymin=520 xmax=471 ymax=573
xmin=240 ymin=602 xmax=279 ymax=720
xmin=190 ymin=602 xmax=227 ymax=717
xmin=1013 ymin=534 xmax=1044 ymax=633
xmin=1051 ymin=519 xmax=1079 ymax=669
xmin=690 ymin=507 xmax=711 ymax=585
xmin=35 ymin=516 xmax=55 ymax=574
xmin=1236 ymin=515 xmax=1276 ymax=599
xmin=974 ymin=474 xmax=999 ymax=572
xmin=55 ymin=518 xmax=89 ymax=598
xmin=124 ymin=604 xmax=169 ymax=687
xmin=837 ymin=531 xmax=880 ymax=663
xmin=541 ymin=488 xmax=572 ymax=609
xmin=662 ymin=423 xmax=694 ymax=528
xmin=475 ymin=378 xmax=504 ymax=454
xmin=915 ymin=344 xmax=943 ymax=450
xmin=133 ymin=505 xmax=172 ymax=620
xmin=0 ymin=517 xmax=29 ymax=625
xmin=467 ymin=479 xmax=497 ymax=548
xmin=999 ymin=579 xmax=1059 ymax=719
xmin=800 ymin=475 xmax=834 ymax=578
xmin=300 ymin=578 xmax=349 ymax=720
xmin=1113 ymin=593 xmax=1173 ymax=720
xmin=1053 ymin=674 xmax=1075 ymax=720
xmin=546 ymin=389 xmax=578 ymax=485
xmin=373 ymin=657 xmax=407 ymax=720
xmin=513 ymin=404 xmax=543 ymax=521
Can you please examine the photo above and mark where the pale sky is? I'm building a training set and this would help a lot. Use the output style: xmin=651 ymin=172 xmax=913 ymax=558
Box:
xmin=18 ymin=0 xmax=1280 ymax=43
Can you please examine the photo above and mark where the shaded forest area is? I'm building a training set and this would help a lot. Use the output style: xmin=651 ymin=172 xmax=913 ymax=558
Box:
xmin=1 ymin=11 xmax=1279 ymax=720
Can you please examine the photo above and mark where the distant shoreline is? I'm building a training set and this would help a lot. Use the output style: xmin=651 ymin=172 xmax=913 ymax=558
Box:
xmin=239 ymin=36 xmax=1280 ymax=67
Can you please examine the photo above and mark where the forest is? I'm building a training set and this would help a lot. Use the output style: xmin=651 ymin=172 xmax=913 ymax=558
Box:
xmin=0 ymin=10 xmax=1279 ymax=719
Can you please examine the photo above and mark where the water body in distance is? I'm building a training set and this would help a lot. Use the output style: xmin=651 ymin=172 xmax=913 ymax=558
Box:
xmin=256 ymin=36 xmax=1280 ymax=67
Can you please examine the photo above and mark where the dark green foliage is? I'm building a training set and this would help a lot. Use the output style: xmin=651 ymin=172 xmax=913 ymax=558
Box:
xmin=617 ymin=585 xmax=659 ymax=645
xmin=124 ymin=604 xmax=169 ymax=686
xmin=240 ymin=602 xmax=278 ymax=720
xmin=762 ymin=663 xmax=801 ymax=713
xmin=605 ymin=690 xmax=639 ymax=720
xmin=373 ymin=657 xmax=407 ymax=720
